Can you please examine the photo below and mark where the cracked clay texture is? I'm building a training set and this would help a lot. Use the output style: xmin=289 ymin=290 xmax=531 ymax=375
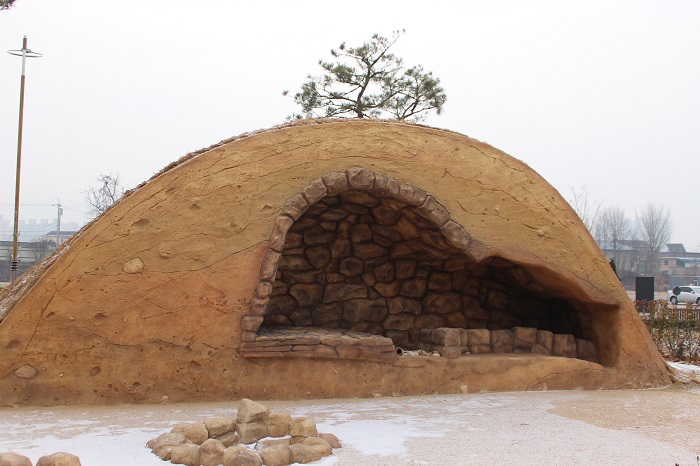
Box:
xmin=0 ymin=119 xmax=669 ymax=406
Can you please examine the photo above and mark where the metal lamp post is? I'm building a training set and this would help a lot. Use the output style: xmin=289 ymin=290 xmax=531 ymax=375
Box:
xmin=7 ymin=36 xmax=42 ymax=282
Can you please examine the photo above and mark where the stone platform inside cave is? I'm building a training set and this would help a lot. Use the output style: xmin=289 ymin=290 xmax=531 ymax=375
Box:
xmin=242 ymin=182 xmax=600 ymax=366
xmin=239 ymin=325 xmax=598 ymax=363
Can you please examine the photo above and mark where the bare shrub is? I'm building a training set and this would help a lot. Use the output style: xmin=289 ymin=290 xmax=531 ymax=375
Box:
xmin=639 ymin=299 xmax=700 ymax=362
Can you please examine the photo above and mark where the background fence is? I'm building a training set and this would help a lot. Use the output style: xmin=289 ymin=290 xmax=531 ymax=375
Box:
xmin=638 ymin=300 xmax=700 ymax=362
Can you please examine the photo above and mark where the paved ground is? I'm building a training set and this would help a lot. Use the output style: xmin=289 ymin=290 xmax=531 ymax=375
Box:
xmin=1 ymin=378 xmax=699 ymax=465
xmin=626 ymin=291 xmax=669 ymax=301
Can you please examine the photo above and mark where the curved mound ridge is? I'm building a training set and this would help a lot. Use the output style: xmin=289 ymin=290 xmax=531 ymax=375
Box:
xmin=0 ymin=119 xmax=669 ymax=406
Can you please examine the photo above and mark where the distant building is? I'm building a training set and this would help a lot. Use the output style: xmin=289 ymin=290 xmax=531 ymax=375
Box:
xmin=44 ymin=230 xmax=80 ymax=245
xmin=599 ymin=239 xmax=700 ymax=289
xmin=0 ymin=239 xmax=56 ymax=282
xmin=0 ymin=215 xmax=80 ymax=242
xmin=0 ymin=227 xmax=81 ymax=282
xmin=659 ymin=244 xmax=700 ymax=287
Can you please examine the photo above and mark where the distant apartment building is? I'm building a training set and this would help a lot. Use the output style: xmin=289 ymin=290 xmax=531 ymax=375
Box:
xmin=0 ymin=239 xmax=54 ymax=282
xmin=0 ymin=215 xmax=82 ymax=282
xmin=0 ymin=214 xmax=80 ymax=242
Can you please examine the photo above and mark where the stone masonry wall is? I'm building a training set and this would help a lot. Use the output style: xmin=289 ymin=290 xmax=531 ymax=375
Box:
xmin=261 ymin=189 xmax=595 ymax=356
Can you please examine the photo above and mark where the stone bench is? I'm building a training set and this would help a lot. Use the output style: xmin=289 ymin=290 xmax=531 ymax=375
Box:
xmin=240 ymin=326 xmax=598 ymax=363
xmin=239 ymin=327 xmax=398 ymax=361
xmin=416 ymin=326 xmax=598 ymax=362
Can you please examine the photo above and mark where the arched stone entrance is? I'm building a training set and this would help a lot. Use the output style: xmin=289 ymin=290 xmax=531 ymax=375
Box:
xmin=0 ymin=120 xmax=670 ymax=405
xmin=240 ymin=167 xmax=599 ymax=363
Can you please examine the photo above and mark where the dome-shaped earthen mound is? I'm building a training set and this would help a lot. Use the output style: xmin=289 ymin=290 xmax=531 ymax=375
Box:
xmin=0 ymin=119 xmax=669 ymax=406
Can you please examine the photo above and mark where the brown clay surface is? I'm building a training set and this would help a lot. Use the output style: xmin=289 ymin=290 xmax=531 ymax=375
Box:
xmin=0 ymin=119 xmax=670 ymax=406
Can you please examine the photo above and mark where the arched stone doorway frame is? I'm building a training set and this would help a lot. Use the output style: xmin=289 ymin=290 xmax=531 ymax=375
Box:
xmin=240 ymin=166 xmax=604 ymax=365
xmin=241 ymin=166 xmax=474 ymax=342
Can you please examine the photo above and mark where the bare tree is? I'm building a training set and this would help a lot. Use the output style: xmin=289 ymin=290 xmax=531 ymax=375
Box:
xmin=595 ymin=206 xmax=633 ymax=266
xmin=31 ymin=238 xmax=55 ymax=261
xmin=637 ymin=203 xmax=673 ymax=253
xmin=568 ymin=185 xmax=603 ymax=234
xmin=83 ymin=173 xmax=126 ymax=218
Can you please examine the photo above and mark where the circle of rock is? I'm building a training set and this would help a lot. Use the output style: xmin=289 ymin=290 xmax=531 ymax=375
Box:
xmin=146 ymin=398 xmax=341 ymax=466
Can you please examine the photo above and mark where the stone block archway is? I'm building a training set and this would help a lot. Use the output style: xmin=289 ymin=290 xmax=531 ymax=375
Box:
xmin=240 ymin=167 xmax=600 ymax=364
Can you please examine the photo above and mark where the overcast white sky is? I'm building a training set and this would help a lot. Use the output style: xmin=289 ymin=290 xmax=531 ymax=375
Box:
xmin=1 ymin=1 xmax=698 ymax=248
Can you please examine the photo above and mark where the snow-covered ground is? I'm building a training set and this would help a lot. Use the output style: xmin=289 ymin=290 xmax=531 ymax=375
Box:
xmin=669 ymin=361 xmax=700 ymax=382
xmin=1 ymin=368 xmax=700 ymax=466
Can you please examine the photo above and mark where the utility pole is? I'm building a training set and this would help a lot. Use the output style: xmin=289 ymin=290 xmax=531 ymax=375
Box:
xmin=53 ymin=200 xmax=63 ymax=246
xmin=7 ymin=36 xmax=42 ymax=282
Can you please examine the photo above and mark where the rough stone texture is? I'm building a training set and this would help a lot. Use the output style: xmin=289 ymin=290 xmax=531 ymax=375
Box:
xmin=417 ymin=196 xmax=450 ymax=226
xmin=302 ymin=178 xmax=327 ymax=205
xmin=491 ymin=330 xmax=515 ymax=354
xmin=13 ymin=365 xmax=38 ymax=379
xmin=0 ymin=453 xmax=32 ymax=466
xmin=440 ymin=221 xmax=471 ymax=251
xmin=153 ymin=446 xmax=174 ymax=461
xmin=150 ymin=432 xmax=188 ymax=450
xmin=172 ymin=422 xmax=209 ymax=445
xmin=513 ymin=327 xmax=538 ymax=352
xmin=289 ymin=444 xmax=323 ymax=464
xmin=255 ymin=439 xmax=290 ymax=451
xmin=237 ymin=399 xmax=269 ymax=423
xmin=200 ymin=439 xmax=226 ymax=466
xmin=303 ymin=437 xmax=333 ymax=457
xmin=269 ymin=216 xmax=294 ymax=253
xmin=204 ymin=417 xmax=236 ymax=438
xmin=237 ymin=420 xmax=269 ymax=445
xmin=319 ymin=433 xmax=342 ymax=449
xmin=223 ymin=446 xmax=262 ymax=466
xmin=553 ymin=334 xmax=578 ymax=358
xmin=434 ymin=345 xmax=462 ymax=359
xmin=217 ymin=432 xmax=239 ymax=448
xmin=170 ymin=444 xmax=201 ymax=466
xmin=267 ymin=412 xmax=292 ymax=437
xmin=415 ymin=326 xmax=590 ymax=360
xmin=258 ymin=444 xmax=290 ymax=466
xmin=537 ymin=330 xmax=554 ymax=354
xmin=289 ymin=417 xmax=318 ymax=438
xmin=282 ymin=194 xmax=309 ymax=221
xmin=468 ymin=329 xmax=490 ymax=346
xmin=347 ymin=166 xmax=375 ymax=190
xmin=470 ymin=344 xmax=491 ymax=354
xmin=240 ymin=327 xmax=396 ymax=361
xmin=122 ymin=257 xmax=144 ymax=274
xmin=430 ymin=328 xmax=460 ymax=346
xmin=397 ymin=184 xmax=427 ymax=207
xmin=35 ymin=453 xmax=81 ymax=466
xmin=0 ymin=119 xmax=669 ymax=406
xmin=322 ymin=172 xmax=349 ymax=196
